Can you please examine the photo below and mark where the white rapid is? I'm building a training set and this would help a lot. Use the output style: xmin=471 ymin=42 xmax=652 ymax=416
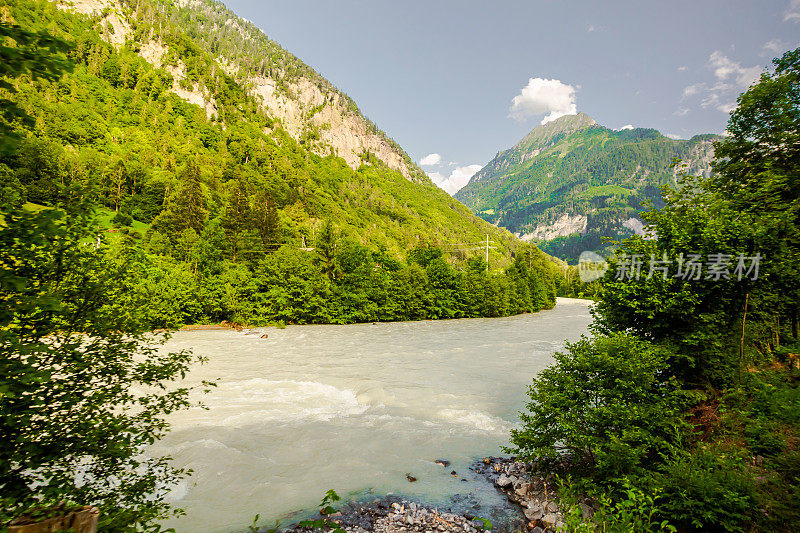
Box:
xmin=151 ymin=298 xmax=593 ymax=532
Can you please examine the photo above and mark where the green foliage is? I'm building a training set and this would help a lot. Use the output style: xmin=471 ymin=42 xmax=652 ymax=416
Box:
xmin=515 ymin=47 xmax=800 ymax=532
xmin=473 ymin=517 xmax=493 ymax=531
xmin=456 ymin=113 xmax=718 ymax=261
xmin=0 ymin=19 xmax=73 ymax=154
xmin=0 ymin=0 xmax=549 ymax=332
xmin=648 ymin=446 xmax=756 ymax=532
xmin=298 ymin=490 xmax=346 ymax=533
xmin=559 ymin=476 xmax=676 ymax=533
xmin=0 ymin=201 xmax=210 ymax=530
xmin=247 ymin=513 xmax=280 ymax=533
xmin=509 ymin=334 xmax=686 ymax=480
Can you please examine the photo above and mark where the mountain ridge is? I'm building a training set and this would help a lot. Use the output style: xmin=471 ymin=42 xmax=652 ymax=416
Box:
xmin=58 ymin=0 xmax=425 ymax=181
xmin=456 ymin=113 xmax=719 ymax=261
xmin=3 ymin=0 xmax=531 ymax=267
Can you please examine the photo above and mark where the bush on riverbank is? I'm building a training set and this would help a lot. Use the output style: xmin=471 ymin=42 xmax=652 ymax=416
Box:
xmin=509 ymin=334 xmax=687 ymax=481
xmin=0 ymin=202 xmax=211 ymax=530
xmin=512 ymin=47 xmax=800 ymax=532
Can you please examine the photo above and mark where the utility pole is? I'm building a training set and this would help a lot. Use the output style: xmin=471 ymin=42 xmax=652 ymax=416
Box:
xmin=485 ymin=234 xmax=489 ymax=272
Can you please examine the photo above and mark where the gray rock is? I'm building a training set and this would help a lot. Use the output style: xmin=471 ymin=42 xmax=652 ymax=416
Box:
xmin=496 ymin=473 xmax=512 ymax=488
xmin=541 ymin=513 xmax=558 ymax=528
xmin=524 ymin=506 xmax=543 ymax=521
xmin=546 ymin=501 xmax=559 ymax=513
xmin=516 ymin=481 xmax=533 ymax=497
xmin=580 ymin=503 xmax=594 ymax=519
xmin=530 ymin=528 xmax=545 ymax=533
xmin=526 ymin=500 xmax=543 ymax=512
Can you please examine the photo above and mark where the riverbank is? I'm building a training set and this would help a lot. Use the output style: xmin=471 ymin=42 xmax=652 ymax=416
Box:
xmin=176 ymin=298 xmax=586 ymax=332
xmin=276 ymin=457 xmax=575 ymax=533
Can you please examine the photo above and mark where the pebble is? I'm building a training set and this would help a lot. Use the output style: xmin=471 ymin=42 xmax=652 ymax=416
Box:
xmin=471 ymin=456 xmax=595 ymax=533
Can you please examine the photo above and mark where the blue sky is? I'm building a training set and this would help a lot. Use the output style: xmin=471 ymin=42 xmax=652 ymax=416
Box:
xmin=224 ymin=0 xmax=799 ymax=194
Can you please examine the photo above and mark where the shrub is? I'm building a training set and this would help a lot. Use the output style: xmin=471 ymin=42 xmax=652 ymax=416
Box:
xmin=111 ymin=210 xmax=133 ymax=227
xmin=509 ymin=334 xmax=686 ymax=480
xmin=650 ymin=446 xmax=756 ymax=532
xmin=560 ymin=476 xmax=676 ymax=533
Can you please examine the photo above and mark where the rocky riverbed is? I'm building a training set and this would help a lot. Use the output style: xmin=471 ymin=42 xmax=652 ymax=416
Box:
xmin=282 ymin=497 xmax=492 ymax=533
xmin=277 ymin=456 xmax=595 ymax=533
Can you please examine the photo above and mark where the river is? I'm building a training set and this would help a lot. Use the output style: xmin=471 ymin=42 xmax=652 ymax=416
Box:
xmin=151 ymin=298 xmax=593 ymax=532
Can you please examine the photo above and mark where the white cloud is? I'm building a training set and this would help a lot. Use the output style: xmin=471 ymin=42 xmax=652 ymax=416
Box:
xmin=674 ymin=107 xmax=690 ymax=117
xmin=587 ymin=25 xmax=595 ymax=32
xmin=763 ymin=39 xmax=786 ymax=54
xmin=619 ymin=124 xmax=634 ymax=130
xmin=665 ymin=133 xmax=682 ymax=140
xmin=677 ymin=65 xmax=687 ymax=72
xmin=509 ymin=78 xmax=578 ymax=124
xmin=709 ymin=51 xmax=762 ymax=87
xmin=680 ymin=52 xmax=764 ymax=115
xmin=419 ymin=153 xmax=442 ymax=166
xmin=785 ymin=0 xmax=800 ymax=22
xmin=429 ymin=164 xmax=483 ymax=196
xmin=682 ymin=84 xmax=702 ymax=98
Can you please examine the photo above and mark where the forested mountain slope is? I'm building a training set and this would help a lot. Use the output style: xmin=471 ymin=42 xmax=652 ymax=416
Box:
xmin=0 ymin=0 xmax=558 ymax=327
xmin=0 ymin=0 xmax=526 ymax=258
xmin=455 ymin=113 xmax=718 ymax=261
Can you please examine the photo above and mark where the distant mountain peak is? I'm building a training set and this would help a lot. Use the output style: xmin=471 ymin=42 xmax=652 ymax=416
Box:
xmin=542 ymin=112 xmax=597 ymax=130
xmin=456 ymin=114 xmax=719 ymax=262
xmin=515 ymin=112 xmax=597 ymax=152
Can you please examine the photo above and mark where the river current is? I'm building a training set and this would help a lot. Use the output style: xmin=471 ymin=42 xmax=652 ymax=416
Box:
xmin=151 ymin=298 xmax=593 ymax=532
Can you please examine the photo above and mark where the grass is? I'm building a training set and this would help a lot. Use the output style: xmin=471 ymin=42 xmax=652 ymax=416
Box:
xmin=577 ymin=185 xmax=634 ymax=199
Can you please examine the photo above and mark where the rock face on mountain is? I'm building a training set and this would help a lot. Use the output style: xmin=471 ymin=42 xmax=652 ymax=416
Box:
xmin=33 ymin=0 xmax=521 ymax=263
xmin=456 ymin=113 xmax=718 ymax=261
xmin=58 ymin=0 xmax=422 ymax=181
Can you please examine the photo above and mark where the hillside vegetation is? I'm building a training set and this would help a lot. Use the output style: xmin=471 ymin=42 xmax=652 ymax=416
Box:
xmin=456 ymin=113 xmax=717 ymax=262
xmin=0 ymin=0 xmax=560 ymax=328
xmin=511 ymin=49 xmax=800 ymax=532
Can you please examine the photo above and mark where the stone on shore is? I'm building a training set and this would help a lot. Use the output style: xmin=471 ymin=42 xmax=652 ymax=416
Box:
xmin=496 ymin=474 xmax=512 ymax=488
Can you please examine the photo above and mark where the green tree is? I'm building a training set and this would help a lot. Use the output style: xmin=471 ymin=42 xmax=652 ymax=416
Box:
xmin=709 ymin=47 xmax=800 ymax=340
xmin=0 ymin=202 xmax=209 ymax=530
xmin=151 ymin=160 xmax=207 ymax=240
xmin=509 ymin=334 xmax=686 ymax=480
xmin=255 ymin=246 xmax=331 ymax=324
xmin=252 ymin=189 xmax=279 ymax=247
xmin=222 ymin=178 xmax=253 ymax=261
xmin=0 ymin=21 xmax=72 ymax=154
xmin=425 ymin=257 xmax=462 ymax=319
xmin=315 ymin=220 xmax=340 ymax=279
